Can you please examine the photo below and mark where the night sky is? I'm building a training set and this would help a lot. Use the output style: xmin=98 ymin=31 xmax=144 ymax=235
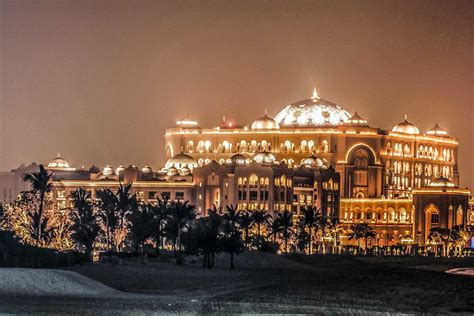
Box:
xmin=0 ymin=1 xmax=472 ymax=188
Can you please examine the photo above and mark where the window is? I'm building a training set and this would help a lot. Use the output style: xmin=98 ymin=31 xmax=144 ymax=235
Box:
xmin=249 ymin=191 xmax=258 ymax=201
xmin=175 ymin=192 xmax=184 ymax=200
xmin=148 ymin=191 xmax=157 ymax=199
xmin=162 ymin=191 xmax=171 ymax=199
xmin=431 ymin=213 xmax=439 ymax=224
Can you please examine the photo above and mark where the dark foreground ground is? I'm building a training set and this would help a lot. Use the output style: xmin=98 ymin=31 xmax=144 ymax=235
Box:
xmin=1 ymin=252 xmax=473 ymax=314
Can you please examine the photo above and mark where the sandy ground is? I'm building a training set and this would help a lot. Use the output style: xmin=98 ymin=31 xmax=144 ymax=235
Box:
xmin=1 ymin=253 xmax=473 ymax=314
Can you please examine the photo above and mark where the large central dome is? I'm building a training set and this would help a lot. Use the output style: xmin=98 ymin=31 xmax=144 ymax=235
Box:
xmin=274 ymin=88 xmax=352 ymax=127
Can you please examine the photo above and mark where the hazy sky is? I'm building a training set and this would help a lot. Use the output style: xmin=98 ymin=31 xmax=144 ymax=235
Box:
xmin=0 ymin=0 xmax=472 ymax=188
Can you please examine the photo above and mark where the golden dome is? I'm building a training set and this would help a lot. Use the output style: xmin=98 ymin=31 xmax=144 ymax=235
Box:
xmin=176 ymin=115 xmax=200 ymax=128
xmin=115 ymin=165 xmax=125 ymax=175
xmin=392 ymin=115 xmax=420 ymax=135
xmin=426 ymin=123 xmax=448 ymax=137
xmin=102 ymin=165 xmax=114 ymax=176
xmin=253 ymin=151 xmax=276 ymax=164
xmin=345 ymin=112 xmax=369 ymax=127
xmin=302 ymin=155 xmax=324 ymax=168
xmin=251 ymin=111 xmax=280 ymax=130
xmin=141 ymin=165 xmax=153 ymax=173
xmin=274 ymin=88 xmax=352 ymax=127
xmin=165 ymin=153 xmax=198 ymax=170
xmin=47 ymin=154 xmax=74 ymax=170
xmin=429 ymin=177 xmax=456 ymax=188
xmin=229 ymin=153 xmax=248 ymax=165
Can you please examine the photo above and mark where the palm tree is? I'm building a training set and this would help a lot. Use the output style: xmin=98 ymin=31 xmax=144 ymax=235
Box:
xmin=221 ymin=207 xmax=244 ymax=269
xmin=251 ymin=209 xmax=271 ymax=247
xmin=275 ymin=210 xmax=294 ymax=253
xmin=449 ymin=226 xmax=469 ymax=257
xmin=70 ymin=188 xmax=100 ymax=257
xmin=150 ymin=193 xmax=170 ymax=253
xmin=170 ymin=200 xmax=196 ymax=264
xmin=237 ymin=211 xmax=253 ymax=249
xmin=196 ymin=210 xmax=222 ymax=268
xmin=300 ymin=206 xmax=321 ymax=254
xmin=128 ymin=203 xmax=155 ymax=254
xmin=428 ymin=228 xmax=450 ymax=257
xmin=348 ymin=223 xmax=376 ymax=254
xmin=95 ymin=188 xmax=117 ymax=251
xmin=23 ymin=164 xmax=61 ymax=243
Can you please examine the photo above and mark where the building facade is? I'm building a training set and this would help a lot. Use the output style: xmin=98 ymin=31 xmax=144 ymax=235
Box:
xmin=1 ymin=89 xmax=472 ymax=246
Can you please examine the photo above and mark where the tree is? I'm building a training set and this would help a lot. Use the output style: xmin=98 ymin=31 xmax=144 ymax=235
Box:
xmin=2 ymin=192 xmax=73 ymax=250
xmin=70 ymin=188 xmax=100 ymax=256
xmin=23 ymin=164 xmax=60 ymax=243
xmin=95 ymin=188 xmax=118 ymax=251
xmin=449 ymin=226 xmax=469 ymax=257
xmin=237 ymin=210 xmax=253 ymax=249
xmin=428 ymin=228 xmax=451 ymax=256
xmin=275 ymin=210 xmax=294 ymax=253
xmin=128 ymin=203 xmax=155 ymax=254
xmin=251 ymin=209 xmax=271 ymax=248
xmin=348 ymin=223 xmax=376 ymax=254
xmin=196 ymin=210 xmax=222 ymax=268
xmin=149 ymin=193 xmax=170 ymax=253
xmin=221 ymin=206 xmax=244 ymax=269
xmin=169 ymin=200 xmax=196 ymax=264
xmin=300 ymin=206 xmax=321 ymax=254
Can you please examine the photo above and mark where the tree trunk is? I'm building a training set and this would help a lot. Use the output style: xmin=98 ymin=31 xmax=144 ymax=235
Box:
xmin=309 ymin=227 xmax=313 ymax=255
xmin=37 ymin=192 xmax=45 ymax=244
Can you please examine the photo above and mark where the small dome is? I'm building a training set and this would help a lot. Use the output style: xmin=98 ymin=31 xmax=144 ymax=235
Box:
xmin=345 ymin=112 xmax=368 ymax=127
xmin=426 ymin=123 xmax=448 ymax=137
xmin=165 ymin=153 xmax=198 ymax=170
xmin=392 ymin=115 xmax=420 ymax=135
xmin=167 ymin=166 xmax=178 ymax=176
xmin=301 ymin=155 xmax=324 ymax=168
xmin=179 ymin=167 xmax=191 ymax=176
xmin=102 ymin=165 xmax=114 ymax=176
xmin=115 ymin=165 xmax=125 ymax=175
xmin=429 ymin=177 xmax=456 ymax=188
xmin=176 ymin=115 xmax=200 ymax=128
xmin=141 ymin=165 xmax=153 ymax=173
xmin=251 ymin=111 xmax=280 ymax=130
xmin=229 ymin=153 xmax=248 ymax=165
xmin=253 ymin=151 xmax=276 ymax=164
xmin=47 ymin=154 xmax=73 ymax=170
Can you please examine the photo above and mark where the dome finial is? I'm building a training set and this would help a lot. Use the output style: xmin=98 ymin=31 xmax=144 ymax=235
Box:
xmin=404 ymin=114 xmax=408 ymax=121
xmin=264 ymin=108 xmax=268 ymax=115
xmin=311 ymin=87 xmax=320 ymax=100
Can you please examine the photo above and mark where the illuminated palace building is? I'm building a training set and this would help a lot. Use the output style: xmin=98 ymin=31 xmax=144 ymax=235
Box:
xmin=1 ymin=89 xmax=472 ymax=246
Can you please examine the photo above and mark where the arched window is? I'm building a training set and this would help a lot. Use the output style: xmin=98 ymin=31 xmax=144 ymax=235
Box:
xmin=249 ymin=174 xmax=258 ymax=188
xmin=186 ymin=140 xmax=194 ymax=153
xmin=321 ymin=140 xmax=329 ymax=153
xmin=456 ymin=206 xmax=463 ymax=225
xmin=300 ymin=140 xmax=308 ymax=152
xmin=222 ymin=140 xmax=231 ymax=153
xmin=204 ymin=140 xmax=212 ymax=152
xmin=399 ymin=208 xmax=407 ymax=223
xmin=250 ymin=140 xmax=258 ymax=152
xmin=308 ymin=140 xmax=315 ymax=152
xmin=261 ymin=140 xmax=268 ymax=151
xmin=284 ymin=140 xmax=292 ymax=152
xmin=240 ymin=140 xmax=248 ymax=153
xmin=197 ymin=141 xmax=205 ymax=152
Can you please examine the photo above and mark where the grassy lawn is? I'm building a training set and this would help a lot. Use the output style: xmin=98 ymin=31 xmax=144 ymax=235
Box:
xmin=67 ymin=252 xmax=474 ymax=313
